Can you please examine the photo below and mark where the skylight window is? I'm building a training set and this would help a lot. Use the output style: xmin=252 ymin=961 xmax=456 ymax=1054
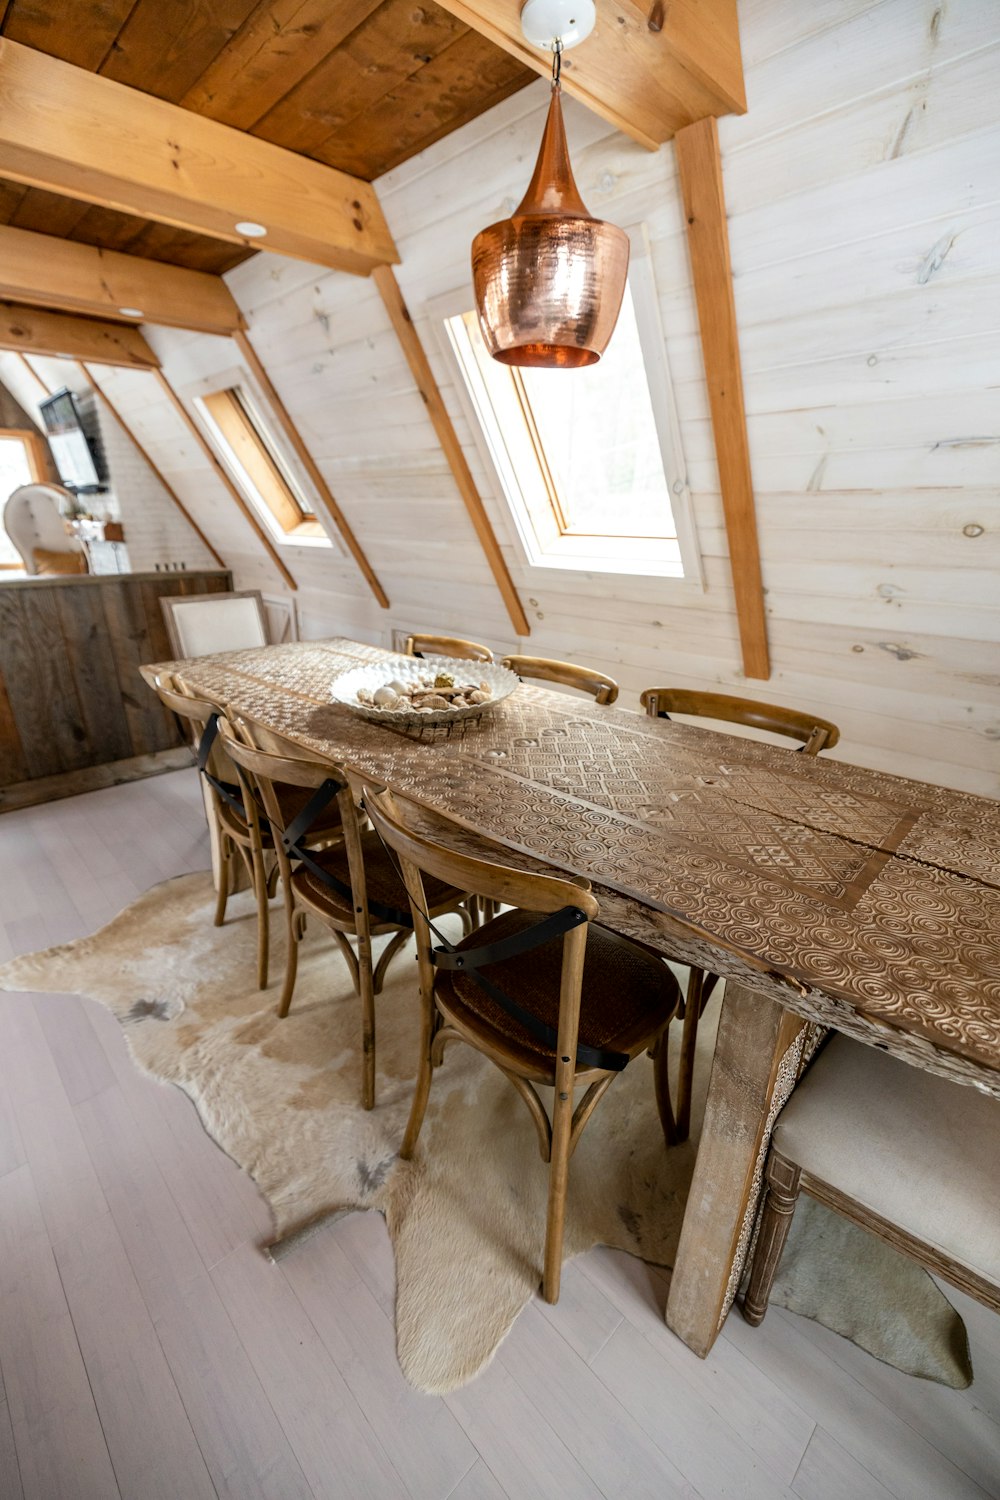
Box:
xmin=199 ymin=386 xmax=329 ymax=546
xmin=442 ymin=243 xmax=700 ymax=582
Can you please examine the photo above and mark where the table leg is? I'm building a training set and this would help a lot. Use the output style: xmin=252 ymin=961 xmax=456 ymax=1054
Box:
xmin=666 ymin=981 xmax=810 ymax=1357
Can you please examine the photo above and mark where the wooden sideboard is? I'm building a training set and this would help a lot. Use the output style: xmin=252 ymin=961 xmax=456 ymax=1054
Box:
xmin=0 ymin=569 xmax=232 ymax=809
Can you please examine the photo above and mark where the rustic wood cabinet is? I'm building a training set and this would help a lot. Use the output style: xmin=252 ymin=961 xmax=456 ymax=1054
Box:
xmin=0 ymin=569 xmax=232 ymax=808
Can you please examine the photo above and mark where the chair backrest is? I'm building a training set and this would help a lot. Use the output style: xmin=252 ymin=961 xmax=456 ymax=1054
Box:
xmin=219 ymin=712 xmax=368 ymax=928
xmin=640 ymin=688 xmax=840 ymax=756
xmin=362 ymin=781 xmax=598 ymax=1068
xmin=501 ymin=654 xmax=619 ymax=706
xmin=3 ymin=484 xmax=88 ymax=575
xmin=161 ymin=590 xmax=267 ymax=660
xmin=403 ymin=633 xmax=494 ymax=663
xmin=149 ymin=670 xmax=232 ymax=779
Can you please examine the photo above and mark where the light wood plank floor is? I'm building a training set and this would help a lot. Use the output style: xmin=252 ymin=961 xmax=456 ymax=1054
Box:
xmin=0 ymin=769 xmax=998 ymax=1500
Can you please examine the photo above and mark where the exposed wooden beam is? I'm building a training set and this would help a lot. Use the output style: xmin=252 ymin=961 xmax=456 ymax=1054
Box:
xmin=0 ymin=226 xmax=246 ymax=337
xmin=434 ymin=0 xmax=745 ymax=149
xmin=0 ymin=38 xmax=399 ymax=276
xmin=232 ymin=330 xmax=390 ymax=610
xmin=152 ymin=369 xmax=298 ymax=593
xmin=78 ymin=365 xmax=227 ymax=571
xmin=674 ymin=116 xmax=769 ymax=681
xmin=0 ymin=301 xmax=159 ymax=368
xmin=372 ymin=266 xmax=530 ymax=641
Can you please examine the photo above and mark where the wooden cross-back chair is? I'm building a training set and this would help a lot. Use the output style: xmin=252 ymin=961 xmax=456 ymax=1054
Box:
xmin=639 ymin=685 xmax=842 ymax=1142
xmin=361 ymin=781 xmax=682 ymax=1303
xmin=151 ymin=672 xmax=343 ymax=990
xmin=217 ymin=714 xmax=473 ymax=1111
xmin=403 ymin=633 xmax=494 ymax=663
xmin=501 ymin=654 xmax=619 ymax=705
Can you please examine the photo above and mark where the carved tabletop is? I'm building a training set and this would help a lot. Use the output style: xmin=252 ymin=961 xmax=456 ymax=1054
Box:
xmin=144 ymin=638 xmax=1000 ymax=1099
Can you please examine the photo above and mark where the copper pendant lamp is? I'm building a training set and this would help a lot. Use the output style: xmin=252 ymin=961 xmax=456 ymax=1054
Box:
xmin=471 ymin=5 xmax=629 ymax=369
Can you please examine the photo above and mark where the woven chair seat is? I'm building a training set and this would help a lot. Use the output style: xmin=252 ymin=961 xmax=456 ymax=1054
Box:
xmin=292 ymin=829 xmax=459 ymax=926
xmin=218 ymin=781 xmax=344 ymax=847
xmin=436 ymin=909 xmax=680 ymax=1079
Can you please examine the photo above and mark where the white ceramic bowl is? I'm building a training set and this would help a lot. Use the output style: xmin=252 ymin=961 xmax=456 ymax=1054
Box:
xmin=331 ymin=655 xmax=520 ymax=727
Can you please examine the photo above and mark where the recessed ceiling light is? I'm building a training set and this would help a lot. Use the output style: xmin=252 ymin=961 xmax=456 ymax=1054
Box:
xmin=118 ymin=306 xmax=144 ymax=318
xmin=235 ymin=221 xmax=267 ymax=238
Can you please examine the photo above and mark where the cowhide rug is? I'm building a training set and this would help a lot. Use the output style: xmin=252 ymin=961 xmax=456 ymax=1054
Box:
xmin=0 ymin=873 xmax=971 ymax=1393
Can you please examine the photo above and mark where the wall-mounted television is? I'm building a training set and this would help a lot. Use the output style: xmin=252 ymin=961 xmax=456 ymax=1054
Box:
xmin=39 ymin=387 xmax=107 ymax=493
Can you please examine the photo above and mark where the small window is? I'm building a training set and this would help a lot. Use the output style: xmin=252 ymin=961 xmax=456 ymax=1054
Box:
xmin=0 ymin=429 xmax=46 ymax=568
xmin=200 ymin=387 xmax=327 ymax=544
xmin=442 ymin=247 xmax=699 ymax=582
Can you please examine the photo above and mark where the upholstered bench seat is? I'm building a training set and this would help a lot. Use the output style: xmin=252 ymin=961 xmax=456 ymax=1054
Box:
xmin=772 ymin=1035 xmax=1000 ymax=1285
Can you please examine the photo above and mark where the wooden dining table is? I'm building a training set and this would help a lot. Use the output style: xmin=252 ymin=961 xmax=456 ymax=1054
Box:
xmin=142 ymin=637 xmax=1000 ymax=1358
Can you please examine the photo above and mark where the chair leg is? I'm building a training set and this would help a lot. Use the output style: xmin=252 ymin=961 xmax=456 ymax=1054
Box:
xmin=277 ymin=897 xmax=301 ymax=1019
xmin=674 ymin=966 xmax=705 ymax=1143
xmin=214 ymin=839 xmax=231 ymax=927
xmin=541 ymin=1082 xmax=575 ymax=1304
xmin=358 ymin=932 xmax=376 ymax=1111
xmin=400 ymin=1007 xmax=439 ymax=1160
xmin=742 ymin=1152 xmax=801 ymax=1326
xmin=652 ymin=1028 xmax=678 ymax=1148
xmin=252 ymin=844 xmax=270 ymax=991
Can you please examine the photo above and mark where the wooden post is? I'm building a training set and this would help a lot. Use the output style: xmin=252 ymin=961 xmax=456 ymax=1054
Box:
xmin=666 ymin=982 xmax=806 ymax=1355
xmin=372 ymin=266 xmax=530 ymax=641
xmin=233 ymin=329 xmax=389 ymax=610
xmin=674 ymin=116 xmax=769 ymax=681
xmin=79 ymin=366 xmax=226 ymax=570
xmin=152 ymin=369 xmax=298 ymax=592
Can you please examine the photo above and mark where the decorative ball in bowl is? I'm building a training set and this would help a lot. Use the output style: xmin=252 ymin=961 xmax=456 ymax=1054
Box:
xmin=331 ymin=656 xmax=520 ymax=727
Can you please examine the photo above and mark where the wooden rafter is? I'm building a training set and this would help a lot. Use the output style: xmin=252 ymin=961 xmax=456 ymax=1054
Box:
xmin=0 ymin=226 xmax=246 ymax=337
xmin=372 ymin=266 xmax=530 ymax=641
xmin=0 ymin=301 xmax=159 ymax=368
xmin=233 ymin=329 xmax=390 ymax=610
xmin=434 ymin=0 xmax=745 ymax=149
xmin=0 ymin=38 xmax=399 ymax=276
xmin=152 ymin=369 xmax=297 ymax=592
xmin=674 ymin=116 xmax=769 ymax=681
xmin=78 ymin=366 xmax=227 ymax=571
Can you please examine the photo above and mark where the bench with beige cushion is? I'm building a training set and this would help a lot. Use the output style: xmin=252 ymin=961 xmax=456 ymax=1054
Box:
xmin=743 ymin=1035 xmax=1000 ymax=1325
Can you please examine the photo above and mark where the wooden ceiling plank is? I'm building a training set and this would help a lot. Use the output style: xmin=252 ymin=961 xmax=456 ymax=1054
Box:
xmin=181 ymin=0 xmax=384 ymax=132
xmin=0 ymin=226 xmax=247 ymax=336
xmin=99 ymin=0 xmax=263 ymax=103
xmin=79 ymin=365 xmax=227 ymax=570
xmin=0 ymin=302 xmax=160 ymax=368
xmin=233 ymin=328 xmax=390 ymax=609
xmin=152 ymin=367 xmax=298 ymax=591
xmin=433 ymin=0 xmax=745 ymax=148
xmin=326 ymin=30 xmax=533 ymax=180
xmin=250 ymin=0 xmax=467 ymax=161
xmin=372 ymin=265 xmax=529 ymax=640
xmin=2 ymin=0 xmax=135 ymax=71
xmin=0 ymin=38 xmax=399 ymax=275
xmin=674 ymin=116 xmax=769 ymax=681
xmin=9 ymin=184 xmax=93 ymax=238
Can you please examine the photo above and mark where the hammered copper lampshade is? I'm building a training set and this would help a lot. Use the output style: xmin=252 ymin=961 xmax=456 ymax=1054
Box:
xmin=472 ymin=83 xmax=630 ymax=368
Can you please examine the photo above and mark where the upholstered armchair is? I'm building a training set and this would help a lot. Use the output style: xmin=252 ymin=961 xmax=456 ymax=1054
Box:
xmin=2 ymin=484 xmax=89 ymax=576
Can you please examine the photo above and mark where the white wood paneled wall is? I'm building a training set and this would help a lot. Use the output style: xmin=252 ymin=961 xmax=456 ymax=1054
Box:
xmin=96 ymin=0 xmax=999 ymax=796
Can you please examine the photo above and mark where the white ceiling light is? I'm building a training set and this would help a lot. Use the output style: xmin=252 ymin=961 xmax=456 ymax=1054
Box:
xmin=520 ymin=0 xmax=595 ymax=50
xmin=117 ymin=306 xmax=144 ymax=318
xmin=235 ymin=221 xmax=268 ymax=238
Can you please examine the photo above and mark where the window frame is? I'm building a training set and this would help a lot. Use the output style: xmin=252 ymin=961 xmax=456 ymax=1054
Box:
xmin=187 ymin=368 xmax=336 ymax=551
xmin=430 ymin=223 xmax=704 ymax=590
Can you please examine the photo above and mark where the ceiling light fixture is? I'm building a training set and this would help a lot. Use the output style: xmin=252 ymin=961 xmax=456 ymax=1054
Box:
xmin=471 ymin=0 xmax=628 ymax=369
xmin=235 ymin=221 xmax=268 ymax=238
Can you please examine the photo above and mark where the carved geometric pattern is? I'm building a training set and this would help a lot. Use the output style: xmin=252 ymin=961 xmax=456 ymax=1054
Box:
xmin=149 ymin=639 xmax=1000 ymax=1096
